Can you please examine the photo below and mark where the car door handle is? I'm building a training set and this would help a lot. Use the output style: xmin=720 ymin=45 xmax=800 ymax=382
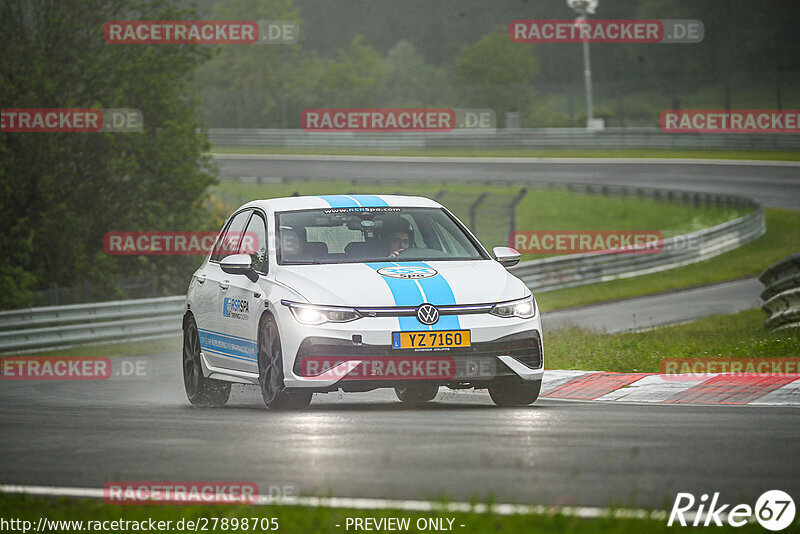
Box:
xmin=197 ymin=274 xmax=206 ymax=285
xmin=219 ymin=280 xmax=229 ymax=291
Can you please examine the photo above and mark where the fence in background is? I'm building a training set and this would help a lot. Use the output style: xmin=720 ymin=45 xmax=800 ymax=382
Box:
xmin=207 ymin=128 xmax=800 ymax=151
xmin=215 ymin=178 xmax=529 ymax=253
xmin=760 ymin=254 xmax=800 ymax=330
xmin=511 ymin=187 xmax=763 ymax=291
xmin=0 ymin=184 xmax=764 ymax=353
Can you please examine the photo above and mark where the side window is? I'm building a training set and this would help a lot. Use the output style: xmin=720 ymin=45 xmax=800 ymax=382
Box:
xmin=211 ymin=210 xmax=252 ymax=262
xmin=243 ymin=212 xmax=268 ymax=273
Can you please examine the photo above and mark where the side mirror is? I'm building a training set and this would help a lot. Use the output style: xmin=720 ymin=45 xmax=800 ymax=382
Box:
xmin=493 ymin=246 xmax=521 ymax=267
xmin=220 ymin=253 xmax=259 ymax=283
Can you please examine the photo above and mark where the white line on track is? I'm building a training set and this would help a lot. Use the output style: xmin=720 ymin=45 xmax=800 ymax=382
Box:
xmin=0 ymin=484 xmax=669 ymax=521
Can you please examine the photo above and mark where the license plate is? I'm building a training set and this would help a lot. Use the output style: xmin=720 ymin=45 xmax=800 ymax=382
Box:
xmin=392 ymin=330 xmax=471 ymax=349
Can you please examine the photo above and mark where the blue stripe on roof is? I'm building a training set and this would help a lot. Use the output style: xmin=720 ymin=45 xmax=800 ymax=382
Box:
xmin=317 ymin=195 xmax=359 ymax=208
xmin=349 ymin=194 xmax=388 ymax=207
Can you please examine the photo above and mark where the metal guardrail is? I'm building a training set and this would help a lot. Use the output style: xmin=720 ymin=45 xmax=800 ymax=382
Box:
xmin=0 ymin=297 xmax=185 ymax=353
xmin=760 ymin=254 xmax=800 ymax=330
xmin=0 ymin=186 xmax=765 ymax=353
xmin=207 ymin=128 xmax=800 ymax=151
xmin=510 ymin=185 xmax=764 ymax=292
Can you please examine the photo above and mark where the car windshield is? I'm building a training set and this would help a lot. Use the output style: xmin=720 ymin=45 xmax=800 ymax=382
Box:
xmin=276 ymin=207 xmax=486 ymax=265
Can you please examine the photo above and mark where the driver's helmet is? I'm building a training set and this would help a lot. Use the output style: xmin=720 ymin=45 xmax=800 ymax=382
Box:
xmin=377 ymin=215 xmax=415 ymax=251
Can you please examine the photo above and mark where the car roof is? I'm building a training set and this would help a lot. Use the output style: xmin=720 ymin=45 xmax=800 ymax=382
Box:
xmin=239 ymin=194 xmax=443 ymax=213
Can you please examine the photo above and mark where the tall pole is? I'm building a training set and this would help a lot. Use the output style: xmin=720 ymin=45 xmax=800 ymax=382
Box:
xmin=568 ymin=0 xmax=598 ymax=129
xmin=579 ymin=17 xmax=594 ymax=128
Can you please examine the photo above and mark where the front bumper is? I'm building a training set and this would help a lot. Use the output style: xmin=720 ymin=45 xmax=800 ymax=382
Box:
xmin=283 ymin=329 xmax=544 ymax=391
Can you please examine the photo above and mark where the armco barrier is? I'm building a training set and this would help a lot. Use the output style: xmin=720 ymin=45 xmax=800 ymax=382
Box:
xmin=0 ymin=187 xmax=764 ymax=353
xmin=207 ymin=128 xmax=800 ymax=151
xmin=0 ymin=297 xmax=185 ymax=353
xmin=760 ymin=254 xmax=800 ymax=330
xmin=510 ymin=186 xmax=764 ymax=292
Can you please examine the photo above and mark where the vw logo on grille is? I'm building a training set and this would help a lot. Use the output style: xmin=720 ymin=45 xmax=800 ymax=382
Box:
xmin=416 ymin=303 xmax=439 ymax=325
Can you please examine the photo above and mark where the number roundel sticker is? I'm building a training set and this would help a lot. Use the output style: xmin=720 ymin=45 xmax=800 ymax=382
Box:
xmin=376 ymin=266 xmax=438 ymax=279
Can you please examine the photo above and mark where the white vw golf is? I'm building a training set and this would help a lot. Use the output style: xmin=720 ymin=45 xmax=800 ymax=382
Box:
xmin=182 ymin=195 xmax=544 ymax=409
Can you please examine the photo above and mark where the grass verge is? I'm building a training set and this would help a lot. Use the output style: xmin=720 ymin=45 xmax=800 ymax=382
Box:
xmin=22 ymin=337 xmax=181 ymax=358
xmin=0 ymin=494 xmax=774 ymax=533
xmin=545 ymin=309 xmax=800 ymax=373
xmin=537 ymin=208 xmax=798 ymax=311
xmin=210 ymin=146 xmax=800 ymax=161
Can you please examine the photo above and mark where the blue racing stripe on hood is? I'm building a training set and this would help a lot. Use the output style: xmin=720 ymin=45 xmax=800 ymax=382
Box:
xmin=365 ymin=262 xmax=461 ymax=331
xmin=365 ymin=263 xmax=425 ymax=331
xmin=403 ymin=262 xmax=460 ymax=329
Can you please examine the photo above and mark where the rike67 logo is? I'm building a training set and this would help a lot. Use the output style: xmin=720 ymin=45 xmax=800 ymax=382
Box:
xmin=669 ymin=490 xmax=796 ymax=531
xmin=223 ymin=298 xmax=249 ymax=320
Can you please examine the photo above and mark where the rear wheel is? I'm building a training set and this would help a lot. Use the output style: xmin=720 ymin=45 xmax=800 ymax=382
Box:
xmin=488 ymin=380 xmax=541 ymax=407
xmin=258 ymin=316 xmax=312 ymax=410
xmin=183 ymin=317 xmax=231 ymax=407
xmin=395 ymin=383 xmax=439 ymax=404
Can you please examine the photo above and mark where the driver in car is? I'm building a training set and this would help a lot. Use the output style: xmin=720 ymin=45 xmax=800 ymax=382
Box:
xmin=379 ymin=216 xmax=414 ymax=258
xmin=280 ymin=228 xmax=306 ymax=261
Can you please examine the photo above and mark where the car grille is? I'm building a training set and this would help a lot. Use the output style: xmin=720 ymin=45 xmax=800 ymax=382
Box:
xmin=293 ymin=330 xmax=543 ymax=379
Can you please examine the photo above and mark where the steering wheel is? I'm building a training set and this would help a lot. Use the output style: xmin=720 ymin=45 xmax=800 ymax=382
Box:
xmin=393 ymin=246 xmax=424 ymax=258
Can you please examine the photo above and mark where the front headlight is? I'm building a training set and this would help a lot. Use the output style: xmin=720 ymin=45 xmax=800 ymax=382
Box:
xmin=490 ymin=295 xmax=536 ymax=319
xmin=282 ymin=301 xmax=362 ymax=325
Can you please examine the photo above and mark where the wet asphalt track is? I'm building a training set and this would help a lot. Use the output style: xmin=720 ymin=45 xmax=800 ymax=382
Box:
xmin=213 ymin=155 xmax=800 ymax=209
xmin=0 ymin=354 xmax=798 ymax=509
xmin=1 ymin=158 xmax=798 ymax=510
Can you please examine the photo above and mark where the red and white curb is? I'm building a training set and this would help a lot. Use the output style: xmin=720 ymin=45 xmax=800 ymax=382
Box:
xmin=540 ymin=370 xmax=800 ymax=406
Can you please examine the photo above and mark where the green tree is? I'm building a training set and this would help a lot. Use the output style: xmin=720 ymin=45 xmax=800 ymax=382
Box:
xmin=383 ymin=40 xmax=447 ymax=106
xmin=316 ymin=36 xmax=388 ymax=108
xmin=196 ymin=0 xmax=307 ymax=127
xmin=0 ymin=0 xmax=216 ymax=308
xmin=452 ymin=26 xmax=539 ymax=126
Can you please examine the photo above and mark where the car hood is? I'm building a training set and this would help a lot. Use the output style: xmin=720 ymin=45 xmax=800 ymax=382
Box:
xmin=275 ymin=260 xmax=529 ymax=307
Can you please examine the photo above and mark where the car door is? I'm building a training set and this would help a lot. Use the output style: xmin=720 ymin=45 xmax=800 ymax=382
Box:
xmin=200 ymin=209 xmax=254 ymax=371
xmin=218 ymin=209 xmax=270 ymax=374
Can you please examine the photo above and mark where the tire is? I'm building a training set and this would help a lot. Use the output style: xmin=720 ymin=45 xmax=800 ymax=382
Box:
xmin=183 ymin=317 xmax=231 ymax=407
xmin=395 ymin=383 xmax=439 ymax=404
xmin=258 ymin=315 xmax=312 ymax=410
xmin=488 ymin=380 xmax=541 ymax=407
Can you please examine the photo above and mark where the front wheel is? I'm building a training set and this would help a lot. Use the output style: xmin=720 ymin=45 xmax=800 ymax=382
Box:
xmin=488 ymin=380 xmax=541 ymax=407
xmin=258 ymin=315 xmax=312 ymax=410
xmin=395 ymin=383 xmax=439 ymax=404
xmin=183 ymin=317 xmax=231 ymax=407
